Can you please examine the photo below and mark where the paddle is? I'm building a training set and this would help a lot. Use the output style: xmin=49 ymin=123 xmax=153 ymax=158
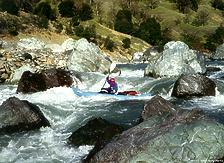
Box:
xmin=101 ymin=62 xmax=117 ymax=90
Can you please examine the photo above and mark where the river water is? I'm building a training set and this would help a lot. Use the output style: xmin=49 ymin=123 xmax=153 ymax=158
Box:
xmin=0 ymin=61 xmax=224 ymax=162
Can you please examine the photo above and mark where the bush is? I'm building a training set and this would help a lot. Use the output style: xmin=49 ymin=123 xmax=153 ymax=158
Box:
xmin=34 ymin=1 xmax=56 ymax=20
xmin=78 ymin=3 xmax=93 ymax=21
xmin=136 ymin=17 xmax=162 ymax=46
xmin=58 ymin=0 xmax=76 ymax=17
xmin=37 ymin=16 xmax=49 ymax=28
xmin=204 ymin=26 xmax=224 ymax=51
xmin=22 ymin=0 xmax=33 ymax=13
xmin=122 ymin=38 xmax=131 ymax=49
xmin=71 ymin=15 xmax=80 ymax=27
xmin=211 ymin=0 xmax=224 ymax=10
xmin=114 ymin=10 xmax=133 ymax=34
xmin=0 ymin=0 xmax=19 ymax=15
xmin=104 ymin=36 xmax=115 ymax=52
xmin=74 ymin=25 xmax=96 ymax=41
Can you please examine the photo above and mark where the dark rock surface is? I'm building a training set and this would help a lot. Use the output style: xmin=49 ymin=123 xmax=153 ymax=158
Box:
xmin=0 ymin=97 xmax=50 ymax=134
xmin=86 ymin=97 xmax=224 ymax=163
xmin=171 ymin=74 xmax=216 ymax=98
xmin=68 ymin=117 xmax=124 ymax=146
xmin=16 ymin=68 xmax=73 ymax=93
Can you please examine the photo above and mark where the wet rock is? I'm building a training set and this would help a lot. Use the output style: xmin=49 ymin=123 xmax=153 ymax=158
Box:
xmin=67 ymin=38 xmax=111 ymax=73
xmin=206 ymin=66 xmax=221 ymax=74
xmin=144 ymin=41 xmax=206 ymax=77
xmin=140 ymin=95 xmax=179 ymax=122
xmin=171 ymin=74 xmax=216 ymax=98
xmin=68 ymin=117 xmax=124 ymax=146
xmin=16 ymin=68 xmax=73 ymax=93
xmin=87 ymin=97 xmax=224 ymax=163
xmin=70 ymin=117 xmax=124 ymax=162
xmin=0 ymin=97 xmax=50 ymax=134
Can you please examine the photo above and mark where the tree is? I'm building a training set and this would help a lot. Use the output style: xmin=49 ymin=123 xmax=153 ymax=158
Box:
xmin=114 ymin=10 xmax=133 ymax=34
xmin=136 ymin=17 xmax=162 ymax=45
xmin=176 ymin=0 xmax=199 ymax=13
xmin=122 ymin=38 xmax=131 ymax=49
xmin=204 ymin=26 xmax=224 ymax=51
xmin=78 ymin=3 xmax=93 ymax=21
xmin=0 ymin=0 xmax=19 ymax=15
xmin=193 ymin=9 xmax=209 ymax=26
xmin=58 ymin=0 xmax=76 ymax=17
xmin=211 ymin=0 xmax=224 ymax=10
xmin=34 ymin=1 xmax=56 ymax=20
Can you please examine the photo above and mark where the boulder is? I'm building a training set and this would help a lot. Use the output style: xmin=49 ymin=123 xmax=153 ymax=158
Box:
xmin=69 ymin=117 xmax=124 ymax=162
xmin=87 ymin=97 xmax=224 ymax=163
xmin=141 ymin=95 xmax=179 ymax=122
xmin=131 ymin=52 xmax=144 ymax=63
xmin=17 ymin=37 xmax=45 ymax=50
xmin=68 ymin=117 xmax=124 ymax=146
xmin=67 ymin=38 xmax=111 ymax=73
xmin=0 ymin=97 xmax=50 ymax=134
xmin=213 ymin=43 xmax=224 ymax=60
xmin=144 ymin=41 xmax=206 ymax=77
xmin=10 ymin=65 xmax=34 ymax=84
xmin=61 ymin=38 xmax=76 ymax=51
xmin=171 ymin=74 xmax=216 ymax=98
xmin=16 ymin=68 xmax=73 ymax=93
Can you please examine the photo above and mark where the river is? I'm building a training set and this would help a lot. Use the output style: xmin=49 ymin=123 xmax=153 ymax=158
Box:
xmin=0 ymin=61 xmax=224 ymax=162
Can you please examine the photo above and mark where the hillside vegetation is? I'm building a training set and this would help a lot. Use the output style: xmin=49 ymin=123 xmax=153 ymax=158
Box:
xmin=0 ymin=0 xmax=224 ymax=56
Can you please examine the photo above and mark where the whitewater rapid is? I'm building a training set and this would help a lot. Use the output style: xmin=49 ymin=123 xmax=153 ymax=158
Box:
xmin=0 ymin=63 xmax=224 ymax=162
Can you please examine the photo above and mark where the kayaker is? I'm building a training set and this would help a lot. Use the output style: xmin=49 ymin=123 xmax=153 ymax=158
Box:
xmin=101 ymin=76 xmax=118 ymax=94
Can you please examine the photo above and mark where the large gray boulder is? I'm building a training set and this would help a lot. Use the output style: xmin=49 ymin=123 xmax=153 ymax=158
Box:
xmin=213 ymin=43 xmax=224 ymax=60
xmin=67 ymin=38 xmax=111 ymax=73
xmin=144 ymin=41 xmax=206 ymax=77
xmin=0 ymin=97 xmax=50 ymax=134
xmin=171 ymin=74 xmax=216 ymax=98
xmin=87 ymin=96 xmax=224 ymax=163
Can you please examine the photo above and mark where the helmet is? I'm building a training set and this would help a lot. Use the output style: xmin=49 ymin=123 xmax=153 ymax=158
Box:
xmin=109 ymin=77 xmax=115 ymax=82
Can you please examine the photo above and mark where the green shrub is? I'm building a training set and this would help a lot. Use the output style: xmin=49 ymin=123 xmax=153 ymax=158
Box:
xmin=34 ymin=1 xmax=56 ymax=20
xmin=122 ymin=38 xmax=131 ymax=49
xmin=104 ymin=36 xmax=115 ymax=52
xmin=37 ymin=16 xmax=49 ymax=28
xmin=211 ymin=0 xmax=224 ymax=10
xmin=114 ymin=10 xmax=133 ymax=34
xmin=71 ymin=15 xmax=80 ymax=27
xmin=0 ymin=0 xmax=19 ymax=15
xmin=74 ymin=25 xmax=84 ymax=36
xmin=58 ymin=0 xmax=76 ymax=17
xmin=136 ymin=17 xmax=162 ymax=46
xmin=79 ymin=3 xmax=93 ymax=21
xmin=204 ymin=26 xmax=224 ymax=51
xmin=74 ymin=25 xmax=96 ymax=41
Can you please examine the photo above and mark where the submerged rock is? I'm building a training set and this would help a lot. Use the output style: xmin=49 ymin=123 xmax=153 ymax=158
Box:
xmin=16 ymin=68 xmax=73 ymax=93
xmin=67 ymin=38 xmax=111 ymax=73
xmin=171 ymin=74 xmax=216 ymax=98
xmin=144 ymin=41 xmax=206 ymax=77
xmin=87 ymin=97 xmax=224 ymax=163
xmin=0 ymin=97 xmax=50 ymax=134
